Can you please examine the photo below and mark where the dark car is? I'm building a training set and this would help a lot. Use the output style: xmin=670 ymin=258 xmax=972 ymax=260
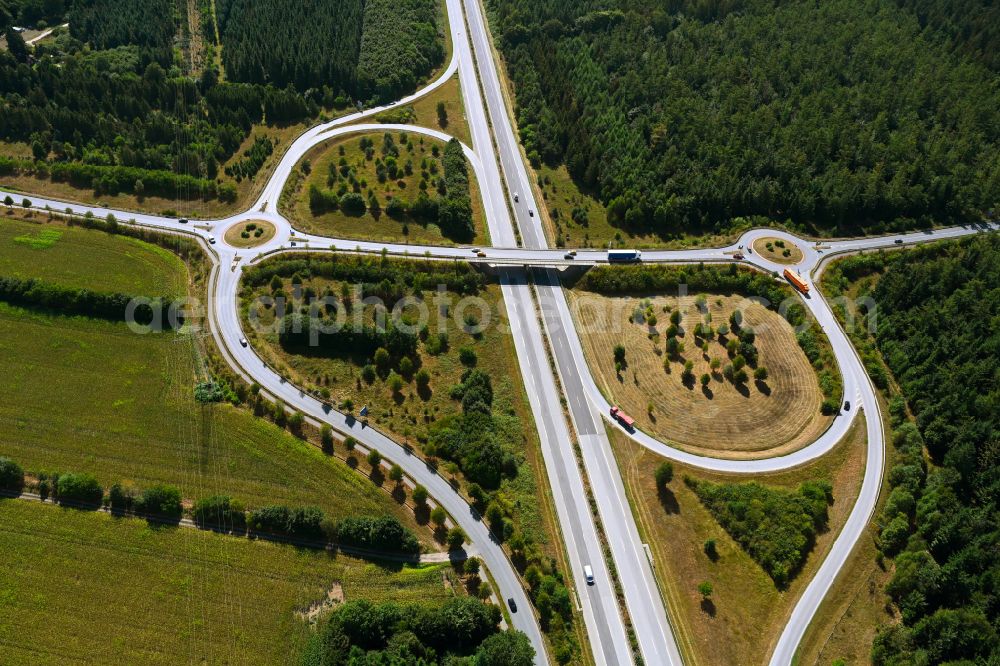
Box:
xmin=179 ymin=218 xmax=189 ymax=224
xmin=894 ymin=239 xmax=903 ymax=244
xmin=507 ymin=598 xmax=517 ymax=613
xmin=843 ymin=401 xmax=851 ymax=411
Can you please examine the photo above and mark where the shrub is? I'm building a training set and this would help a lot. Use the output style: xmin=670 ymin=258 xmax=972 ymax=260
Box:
xmin=56 ymin=473 xmax=104 ymax=506
xmin=248 ymin=505 xmax=326 ymax=541
xmin=135 ymin=484 xmax=183 ymax=520
xmin=654 ymin=462 xmax=674 ymax=488
xmin=412 ymin=484 xmax=428 ymax=506
xmin=334 ymin=515 xmax=419 ymax=554
xmin=0 ymin=457 xmax=24 ymax=492
xmin=192 ymin=495 xmax=246 ymax=528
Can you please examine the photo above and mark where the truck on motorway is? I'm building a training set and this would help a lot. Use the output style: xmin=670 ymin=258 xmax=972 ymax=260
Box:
xmin=610 ymin=406 xmax=635 ymax=431
xmin=608 ymin=249 xmax=642 ymax=263
xmin=783 ymin=268 xmax=809 ymax=294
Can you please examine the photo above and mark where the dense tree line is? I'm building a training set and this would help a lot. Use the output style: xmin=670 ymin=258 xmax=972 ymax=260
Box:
xmin=575 ymin=262 xmax=792 ymax=310
xmin=214 ymin=0 xmax=440 ymax=104
xmin=0 ymin=274 xmax=176 ymax=325
xmin=69 ymin=0 xmax=174 ymax=50
xmin=825 ymin=235 xmax=1000 ymax=664
xmin=685 ymin=477 xmax=833 ymax=587
xmin=0 ymin=0 xmax=66 ymax=29
xmin=301 ymin=598 xmax=533 ymax=665
xmin=490 ymin=0 xmax=1000 ymax=237
xmin=438 ymin=138 xmax=475 ymax=241
xmin=334 ymin=515 xmax=420 ymax=555
xmin=427 ymin=371 xmax=515 ymax=489
xmin=243 ymin=254 xmax=486 ymax=296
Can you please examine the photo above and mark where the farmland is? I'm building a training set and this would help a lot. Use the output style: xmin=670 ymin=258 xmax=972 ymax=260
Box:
xmin=281 ymin=131 xmax=487 ymax=246
xmin=567 ymin=289 xmax=830 ymax=457
xmin=612 ymin=415 xmax=867 ymax=666
xmin=0 ymin=215 xmax=187 ymax=297
xmin=0 ymin=499 xmax=456 ymax=664
xmin=0 ymin=218 xmax=426 ymax=536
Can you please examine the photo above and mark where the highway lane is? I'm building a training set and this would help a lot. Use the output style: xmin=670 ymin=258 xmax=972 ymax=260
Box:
xmin=460 ymin=0 xmax=684 ymax=662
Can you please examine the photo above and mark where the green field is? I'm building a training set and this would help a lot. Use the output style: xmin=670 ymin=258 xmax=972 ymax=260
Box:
xmin=0 ymin=216 xmax=187 ymax=298
xmin=280 ymin=131 xmax=488 ymax=246
xmin=0 ymin=220 xmax=424 ymax=536
xmin=0 ymin=499 xmax=456 ymax=665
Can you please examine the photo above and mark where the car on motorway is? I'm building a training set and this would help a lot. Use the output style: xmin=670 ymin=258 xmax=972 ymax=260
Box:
xmin=584 ymin=564 xmax=594 ymax=585
xmin=513 ymin=192 xmax=519 ymax=202
xmin=843 ymin=400 xmax=851 ymax=411
xmin=507 ymin=598 xmax=517 ymax=613
xmin=239 ymin=337 xmax=248 ymax=348
xmin=894 ymin=239 xmax=903 ymax=244
xmin=564 ymin=252 xmax=575 ymax=260
xmin=477 ymin=251 xmax=487 ymax=258
xmin=471 ymin=248 xmax=480 ymax=254
xmin=179 ymin=218 xmax=188 ymax=224
xmin=528 ymin=209 xmax=534 ymax=217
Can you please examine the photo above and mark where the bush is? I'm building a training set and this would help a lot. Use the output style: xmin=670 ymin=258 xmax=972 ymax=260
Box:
xmin=248 ymin=505 xmax=326 ymax=541
xmin=654 ymin=462 xmax=674 ymax=488
xmin=192 ymin=495 xmax=247 ymax=528
xmin=135 ymin=484 xmax=183 ymax=519
xmin=56 ymin=473 xmax=104 ymax=506
xmin=334 ymin=515 xmax=419 ymax=554
xmin=0 ymin=457 xmax=24 ymax=492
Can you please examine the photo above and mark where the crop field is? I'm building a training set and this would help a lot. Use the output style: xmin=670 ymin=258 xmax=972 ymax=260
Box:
xmin=0 ymin=216 xmax=187 ymax=298
xmin=568 ymin=290 xmax=830 ymax=458
xmin=0 ymin=499 xmax=456 ymax=665
xmin=281 ymin=131 xmax=488 ymax=246
xmin=0 ymin=221 xmax=425 ymax=538
xmin=612 ymin=415 xmax=867 ymax=666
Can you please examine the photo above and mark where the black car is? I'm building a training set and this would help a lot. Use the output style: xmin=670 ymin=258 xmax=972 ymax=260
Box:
xmin=894 ymin=239 xmax=903 ymax=244
xmin=179 ymin=218 xmax=189 ymax=224
xmin=843 ymin=401 xmax=851 ymax=411
xmin=507 ymin=598 xmax=517 ymax=613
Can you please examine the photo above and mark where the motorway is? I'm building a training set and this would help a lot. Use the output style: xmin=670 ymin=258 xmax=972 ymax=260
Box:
xmin=3 ymin=0 xmax=998 ymax=662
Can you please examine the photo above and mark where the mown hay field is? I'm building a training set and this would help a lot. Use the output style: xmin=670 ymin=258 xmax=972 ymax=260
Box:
xmin=568 ymin=290 xmax=830 ymax=458
xmin=0 ymin=499 xmax=456 ymax=665
xmin=612 ymin=415 xmax=866 ymax=666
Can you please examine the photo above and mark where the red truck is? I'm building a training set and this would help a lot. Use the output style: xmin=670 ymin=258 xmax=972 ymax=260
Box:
xmin=610 ymin=406 xmax=635 ymax=431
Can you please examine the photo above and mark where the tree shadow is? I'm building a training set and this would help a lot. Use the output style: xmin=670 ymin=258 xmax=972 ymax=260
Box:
xmin=735 ymin=382 xmax=750 ymax=398
xmin=346 ymin=455 xmax=359 ymax=469
xmin=414 ymin=504 xmax=430 ymax=525
xmin=701 ymin=598 xmax=717 ymax=617
xmin=391 ymin=391 xmax=405 ymax=406
xmin=369 ymin=467 xmax=385 ymax=487
xmin=701 ymin=385 xmax=714 ymax=399
xmin=755 ymin=379 xmax=771 ymax=396
xmin=657 ymin=486 xmax=680 ymax=515
xmin=417 ymin=384 xmax=432 ymax=401
xmin=391 ymin=484 xmax=406 ymax=504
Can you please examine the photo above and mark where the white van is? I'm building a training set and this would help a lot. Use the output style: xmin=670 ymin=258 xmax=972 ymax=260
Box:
xmin=584 ymin=564 xmax=594 ymax=585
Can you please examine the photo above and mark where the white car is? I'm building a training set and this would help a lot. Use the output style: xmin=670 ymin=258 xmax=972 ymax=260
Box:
xmin=208 ymin=236 xmax=217 ymax=245
xmin=239 ymin=337 xmax=248 ymax=348
xmin=584 ymin=564 xmax=594 ymax=585
xmin=513 ymin=192 xmax=519 ymax=202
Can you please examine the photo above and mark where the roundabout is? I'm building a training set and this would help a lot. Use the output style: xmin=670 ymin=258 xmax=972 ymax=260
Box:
xmin=223 ymin=220 xmax=276 ymax=248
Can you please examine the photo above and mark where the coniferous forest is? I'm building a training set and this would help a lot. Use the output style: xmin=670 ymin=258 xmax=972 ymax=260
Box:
xmin=488 ymin=0 xmax=1000 ymax=237
xmin=0 ymin=0 xmax=442 ymax=205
